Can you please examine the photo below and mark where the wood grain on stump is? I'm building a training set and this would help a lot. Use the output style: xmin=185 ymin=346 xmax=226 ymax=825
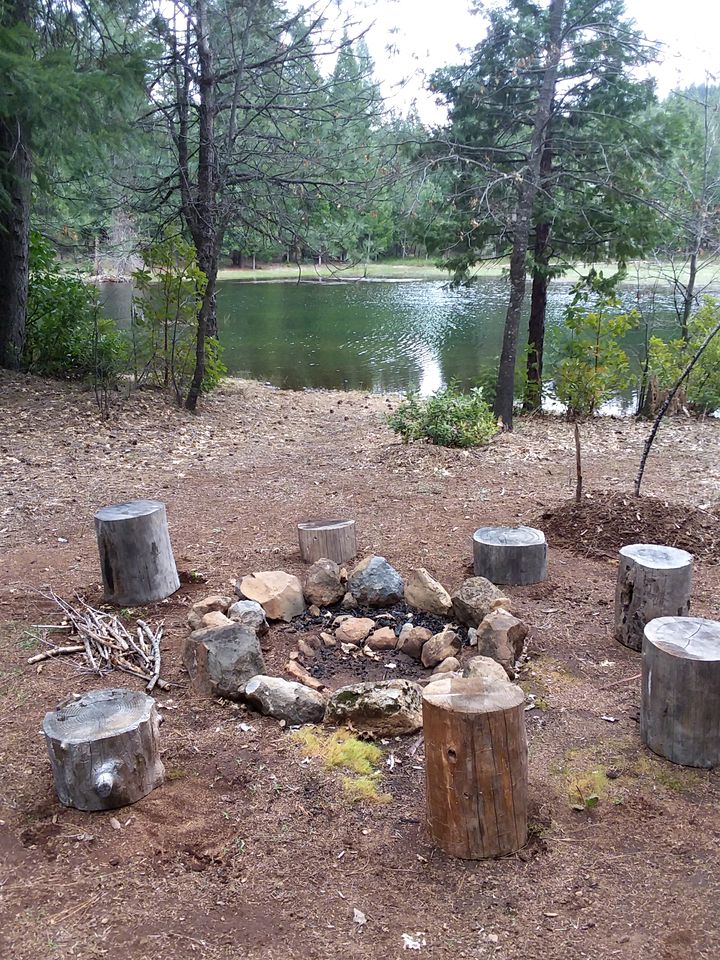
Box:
xmin=43 ymin=689 xmax=165 ymax=811
xmin=297 ymin=519 xmax=356 ymax=564
xmin=472 ymin=526 xmax=547 ymax=585
xmin=642 ymin=616 xmax=720 ymax=768
xmin=95 ymin=500 xmax=180 ymax=606
xmin=423 ymin=676 xmax=528 ymax=859
xmin=614 ymin=543 xmax=692 ymax=652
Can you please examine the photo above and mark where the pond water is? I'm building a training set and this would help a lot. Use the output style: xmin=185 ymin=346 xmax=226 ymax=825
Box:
xmin=100 ymin=276 xmax=685 ymax=397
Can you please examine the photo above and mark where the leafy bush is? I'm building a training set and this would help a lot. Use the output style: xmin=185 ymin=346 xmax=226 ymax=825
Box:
xmin=388 ymin=385 xmax=498 ymax=447
xmin=552 ymin=270 xmax=638 ymax=416
xmin=648 ymin=298 xmax=720 ymax=414
xmin=24 ymin=231 xmax=127 ymax=386
xmin=131 ymin=233 xmax=226 ymax=402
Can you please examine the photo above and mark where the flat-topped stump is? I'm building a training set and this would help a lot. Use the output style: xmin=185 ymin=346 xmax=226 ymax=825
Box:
xmin=423 ymin=676 xmax=528 ymax=859
xmin=473 ymin=526 xmax=547 ymax=586
xmin=642 ymin=616 xmax=720 ymax=768
xmin=43 ymin=688 xmax=165 ymax=811
xmin=95 ymin=499 xmax=180 ymax=606
xmin=298 ymin=519 xmax=356 ymax=564
xmin=615 ymin=543 xmax=693 ymax=651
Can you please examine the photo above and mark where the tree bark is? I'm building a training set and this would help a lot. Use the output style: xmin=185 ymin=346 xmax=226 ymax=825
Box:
xmin=494 ymin=0 xmax=565 ymax=430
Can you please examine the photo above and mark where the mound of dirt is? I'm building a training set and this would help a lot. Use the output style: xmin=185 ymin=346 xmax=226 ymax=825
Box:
xmin=539 ymin=492 xmax=720 ymax=563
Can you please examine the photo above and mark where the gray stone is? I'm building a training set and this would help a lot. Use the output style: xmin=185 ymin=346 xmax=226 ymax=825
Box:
xmin=183 ymin=624 xmax=266 ymax=700
xmin=475 ymin=608 xmax=528 ymax=678
xmin=397 ymin=624 xmax=433 ymax=660
xmin=341 ymin=592 xmax=358 ymax=610
xmin=431 ymin=656 xmax=460 ymax=675
xmin=462 ymin=655 xmax=511 ymax=684
xmin=335 ymin=617 xmax=375 ymax=645
xmin=405 ymin=568 xmax=453 ymax=616
xmin=227 ymin=599 xmax=269 ymax=636
xmin=303 ymin=558 xmax=345 ymax=607
xmin=366 ymin=626 xmax=398 ymax=651
xmin=243 ymin=675 xmax=326 ymax=724
xmin=326 ymin=679 xmax=423 ymax=736
xmin=239 ymin=571 xmax=305 ymax=622
xmin=421 ymin=628 xmax=461 ymax=669
xmin=187 ymin=595 xmax=233 ymax=631
xmin=451 ymin=577 xmax=511 ymax=628
xmin=347 ymin=555 xmax=404 ymax=607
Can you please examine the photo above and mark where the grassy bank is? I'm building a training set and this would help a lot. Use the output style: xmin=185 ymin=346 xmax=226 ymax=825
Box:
xmin=216 ymin=257 xmax=720 ymax=288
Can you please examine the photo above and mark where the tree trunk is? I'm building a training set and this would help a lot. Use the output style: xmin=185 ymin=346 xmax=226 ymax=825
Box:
xmin=494 ymin=0 xmax=565 ymax=430
xmin=423 ymin=676 xmax=528 ymax=859
xmin=95 ymin=500 xmax=180 ymax=606
xmin=614 ymin=543 xmax=693 ymax=651
xmin=43 ymin=689 xmax=165 ymax=811
xmin=185 ymin=0 xmax=220 ymax=411
xmin=642 ymin=616 xmax=720 ymax=768
xmin=525 ymin=225 xmax=551 ymax=411
xmin=0 ymin=121 xmax=31 ymax=370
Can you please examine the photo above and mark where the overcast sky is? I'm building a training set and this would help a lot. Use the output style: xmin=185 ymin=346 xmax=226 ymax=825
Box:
xmin=342 ymin=0 xmax=720 ymax=120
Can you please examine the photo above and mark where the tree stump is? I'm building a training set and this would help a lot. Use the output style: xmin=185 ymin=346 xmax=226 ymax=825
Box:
xmin=614 ymin=543 xmax=693 ymax=652
xmin=642 ymin=616 xmax=720 ymax=768
xmin=297 ymin=519 xmax=356 ymax=564
xmin=422 ymin=676 xmax=528 ymax=859
xmin=43 ymin=689 xmax=165 ymax=811
xmin=95 ymin=500 xmax=180 ymax=606
xmin=472 ymin=526 xmax=547 ymax=585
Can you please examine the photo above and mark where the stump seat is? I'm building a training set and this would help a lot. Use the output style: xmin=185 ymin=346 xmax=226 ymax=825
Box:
xmin=297 ymin=519 xmax=356 ymax=564
xmin=615 ymin=543 xmax=692 ymax=651
xmin=43 ymin=688 xmax=165 ymax=811
xmin=642 ymin=616 xmax=720 ymax=768
xmin=95 ymin=499 xmax=180 ymax=606
xmin=422 ymin=676 xmax=528 ymax=859
xmin=472 ymin=525 xmax=547 ymax=585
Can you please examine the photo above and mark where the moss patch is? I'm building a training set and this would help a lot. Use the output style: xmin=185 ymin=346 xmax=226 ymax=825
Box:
xmin=290 ymin=727 xmax=388 ymax=802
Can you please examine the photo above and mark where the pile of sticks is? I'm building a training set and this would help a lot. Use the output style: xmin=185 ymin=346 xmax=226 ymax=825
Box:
xmin=28 ymin=591 xmax=168 ymax=692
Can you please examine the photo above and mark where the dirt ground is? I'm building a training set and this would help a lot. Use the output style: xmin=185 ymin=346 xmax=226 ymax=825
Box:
xmin=1 ymin=371 xmax=719 ymax=960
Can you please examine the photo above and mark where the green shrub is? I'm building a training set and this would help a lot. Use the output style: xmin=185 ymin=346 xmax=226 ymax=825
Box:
xmin=388 ymin=385 xmax=498 ymax=447
xmin=648 ymin=298 xmax=720 ymax=414
xmin=131 ymin=233 xmax=226 ymax=402
xmin=552 ymin=269 xmax=638 ymax=416
xmin=24 ymin=231 xmax=127 ymax=387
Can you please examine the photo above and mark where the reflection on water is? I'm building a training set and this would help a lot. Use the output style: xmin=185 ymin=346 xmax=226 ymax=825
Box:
xmin=101 ymin=277 xmax=686 ymax=397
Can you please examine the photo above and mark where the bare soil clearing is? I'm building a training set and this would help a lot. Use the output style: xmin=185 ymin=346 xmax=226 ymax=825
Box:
xmin=1 ymin=371 xmax=719 ymax=960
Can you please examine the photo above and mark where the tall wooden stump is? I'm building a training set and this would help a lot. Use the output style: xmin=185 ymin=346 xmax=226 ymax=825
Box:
xmin=43 ymin=689 xmax=165 ymax=811
xmin=423 ymin=676 xmax=528 ymax=859
xmin=642 ymin=617 xmax=720 ymax=768
xmin=473 ymin=526 xmax=547 ymax=586
xmin=95 ymin=500 xmax=180 ymax=606
xmin=298 ymin=519 xmax=356 ymax=564
xmin=614 ymin=543 xmax=692 ymax=651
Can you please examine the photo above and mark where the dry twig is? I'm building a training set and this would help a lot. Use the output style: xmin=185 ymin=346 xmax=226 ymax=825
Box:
xmin=27 ymin=592 xmax=168 ymax=691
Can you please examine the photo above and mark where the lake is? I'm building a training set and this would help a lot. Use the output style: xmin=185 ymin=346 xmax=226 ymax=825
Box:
xmin=100 ymin=276 xmax=685 ymax=397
